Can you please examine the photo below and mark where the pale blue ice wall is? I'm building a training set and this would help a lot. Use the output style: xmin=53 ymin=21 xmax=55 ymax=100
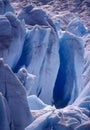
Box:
xmin=0 ymin=0 xmax=14 ymax=15
xmin=16 ymin=26 xmax=59 ymax=104
xmin=0 ymin=12 xmax=25 ymax=69
xmin=15 ymin=6 xmax=60 ymax=104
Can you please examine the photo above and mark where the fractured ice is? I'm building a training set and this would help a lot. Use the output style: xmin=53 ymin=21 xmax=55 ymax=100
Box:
xmin=0 ymin=1 xmax=90 ymax=130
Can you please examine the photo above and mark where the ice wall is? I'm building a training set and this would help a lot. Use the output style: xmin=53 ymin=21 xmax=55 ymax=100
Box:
xmin=25 ymin=32 xmax=90 ymax=130
xmin=0 ymin=0 xmax=14 ymax=15
xmin=0 ymin=12 xmax=25 ymax=69
xmin=15 ymin=6 xmax=60 ymax=104
xmin=0 ymin=1 xmax=90 ymax=130
xmin=53 ymin=31 xmax=84 ymax=108
xmin=0 ymin=59 xmax=33 ymax=130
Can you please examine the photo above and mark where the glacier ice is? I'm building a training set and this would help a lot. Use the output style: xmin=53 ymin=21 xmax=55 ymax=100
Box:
xmin=15 ymin=24 xmax=59 ymax=104
xmin=27 ymin=95 xmax=47 ymax=110
xmin=0 ymin=92 xmax=11 ymax=130
xmin=0 ymin=59 xmax=33 ymax=130
xmin=14 ymin=6 xmax=60 ymax=104
xmin=24 ymin=32 xmax=90 ymax=130
xmin=74 ymin=34 xmax=90 ymax=107
xmin=67 ymin=18 xmax=88 ymax=37
xmin=53 ymin=31 xmax=84 ymax=108
xmin=0 ymin=0 xmax=14 ymax=15
xmin=0 ymin=1 xmax=90 ymax=130
xmin=0 ymin=12 xmax=25 ymax=69
xmin=17 ymin=67 xmax=36 ymax=95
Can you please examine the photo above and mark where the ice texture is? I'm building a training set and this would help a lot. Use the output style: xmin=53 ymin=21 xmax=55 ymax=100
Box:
xmin=0 ymin=12 xmax=25 ymax=69
xmin=0 ymin=1 xmax=90 ymax=130
xmin=0 ymin=59 xmax=33 ymax=130
xmin=53 ymin=31 xmax=84 ymax=108
xmin=0 ymin=0 xmax=14 ymax=15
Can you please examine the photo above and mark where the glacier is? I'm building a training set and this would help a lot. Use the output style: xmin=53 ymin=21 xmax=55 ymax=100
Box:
xmin=0 ymin=59 xmax=33 ymax=130
xmin=0 ymin=0 xmax=14 ymax=15
xmin=0 ymin=12 xmax=25 ymax=69
xmin=53 ymin=31 xmax=84 ymax=108
xmin=15 ymin=5 xmax=60 ymax=104
xmin=0 ymin=0 xmax=90 ymax=130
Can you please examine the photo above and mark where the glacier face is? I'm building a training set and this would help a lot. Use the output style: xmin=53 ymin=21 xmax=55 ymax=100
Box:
xmin=16 ymin=67 xmax=36 ymax=95
xmin=15 ymin=5 xmax=60 ymax=104
xmin=0 ymin=12 xmax=25 ymax=69
xmin=27 ymin=95 xmax=47 ymax=110
xmin=0 ymin=0 xmax=14 ymax=15
xmin=0 ymin=0 xmax=90 ymax=130
xmin=66 ymin=18 xmax=88 ymax=37
xmin=15 ymin=25 xmax=59 ymax=105
xmin=53 ymin=31 xmax=84 ymax=108
xmin=0 ymin=92 xmax=10 ymax=130
xmin=0 ymin=59 xmax=33 ymax=130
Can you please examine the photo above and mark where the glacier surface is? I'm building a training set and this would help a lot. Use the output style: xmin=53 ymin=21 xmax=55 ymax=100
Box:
xmin=0 ymin=0 xmax=90 ymax=130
